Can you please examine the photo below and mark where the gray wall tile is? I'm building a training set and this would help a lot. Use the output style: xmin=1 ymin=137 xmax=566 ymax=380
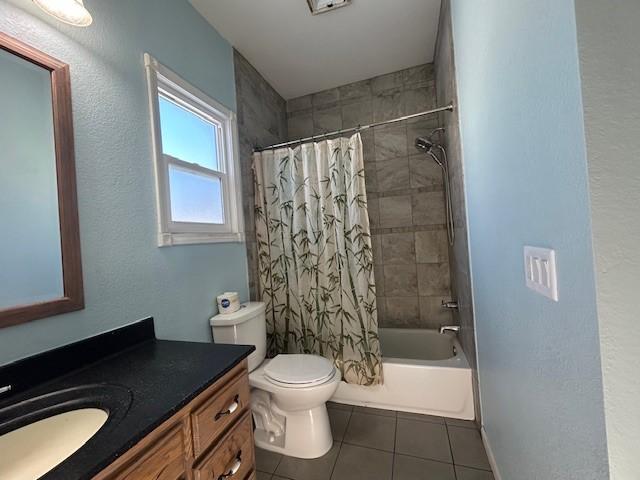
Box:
xmin=435 ymin=0 xmax=480 ymax=422
xmin=339 ymin=79 xmax=372 ymax=102
xmin=376 ymin=158 xmax=410 ymax=192
xmin=384 ymin=265 xmax=418 ymax=296
xmin=361 ymin=130 xmax=375 ymax=159
xmin=287 ymin=94 xmax=312 ymax=113
xmin=234 ymin=49 xmax=288 ymax=301
xmin=368 ymin=197 xmax=380 ymax=227
xmin=403 ymin=64 xmax=435 ymax=86
xmin=375 ymin=124 xmax=408 ymax=161
xmin=412 ymin=192 xmax=446 ymax=225
xmin=407 ymin=118 xmax=441 ymax=148
xmin=409 ymin=155 xmax=444 ymax=188
xmin=313 ymin=105 xmax=342 ymax=134
xmin=364 ymin=162 xmax=379 ymax=194
xmin=419 ymin=296 xmax=453 ymax=328
xmin=373 ymin=87 xmax=405 ymax=122
xmin=372 ymin=235 xmax=383 ymax=265
xmin=381 ymin=232 xmax=416 ymax=264
xmin=404 ymin=84 xmax=436 ymax=115
xmin=382 ymin=297 xmax=420 ymax=327
xmin=288 ymin=111 xmax=314 ymax=140
xmin=375 ymin=264 xmax=386 ymax=296
xmin=415 ymin=230 xmax=449 ymax=263
xmin=342 ymin=100 xmax=373 ymax=129
xmin=312 ymin=87 xmax=340 ymax=107
xmin=283 ymin=62 xmax=452 ymax=333
xmin=417 ymin=263 xmax=451 ymax=296
xmin=371 ymin=71 xmax=405 ymax=93
xmin=377 ymin=295 xmax=387 ymax=322
xmin=379 ymin=196 xmax=413 ymax=228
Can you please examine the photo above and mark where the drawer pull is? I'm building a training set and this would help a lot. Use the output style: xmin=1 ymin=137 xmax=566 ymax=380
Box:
xmin=215 ymin=395 xmax=239 ymax=420
xmin=218 ymin=452 xmax=242 ymax=479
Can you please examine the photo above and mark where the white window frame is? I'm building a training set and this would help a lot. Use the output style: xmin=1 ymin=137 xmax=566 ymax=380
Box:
xmin=144 ymin=53 xmax=244 ymax=246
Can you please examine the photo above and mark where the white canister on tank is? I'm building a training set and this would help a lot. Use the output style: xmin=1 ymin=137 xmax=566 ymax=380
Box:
xmin=216 ymin=292 xmax=240 ymax=314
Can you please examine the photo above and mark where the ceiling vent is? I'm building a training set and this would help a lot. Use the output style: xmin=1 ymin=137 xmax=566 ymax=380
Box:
xmin=306 ymin=0 xmax=352 ymax=15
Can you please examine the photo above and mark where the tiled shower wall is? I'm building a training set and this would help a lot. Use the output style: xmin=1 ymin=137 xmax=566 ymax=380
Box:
xmin=435 ymin=0 xmax=481 ymax=424
xmin=286 ymin=66 xmax=455 ymax=329
xmin=233 ymin=50 xmax=288 ymax=300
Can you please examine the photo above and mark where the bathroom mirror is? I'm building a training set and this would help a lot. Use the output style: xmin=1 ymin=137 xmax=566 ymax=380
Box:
xmin=0 ymin=32 xmax=83 ymax=329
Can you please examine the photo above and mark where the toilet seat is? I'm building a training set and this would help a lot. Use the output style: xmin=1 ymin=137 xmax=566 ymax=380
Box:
xmin=264 ymin=354 xmax=336 ymax=389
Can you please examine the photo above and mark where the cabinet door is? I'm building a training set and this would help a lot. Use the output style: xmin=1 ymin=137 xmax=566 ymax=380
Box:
xmin=105 ymin=422 xmax=187 ymax=480
xmin=193 ymin=412 xmax=254 ymax=480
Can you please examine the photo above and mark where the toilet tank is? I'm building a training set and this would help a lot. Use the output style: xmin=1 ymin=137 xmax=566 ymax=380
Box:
xmin=210 ymin=302 xmax=266 ymax=372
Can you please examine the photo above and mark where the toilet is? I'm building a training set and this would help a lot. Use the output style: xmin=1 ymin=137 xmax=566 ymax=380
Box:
xmin=210 ymin=302 xmax=341 ymax=459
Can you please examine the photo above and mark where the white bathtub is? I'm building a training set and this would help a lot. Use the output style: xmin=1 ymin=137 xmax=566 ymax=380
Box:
xmin=331 ymin=328 xmax=475 ymax=419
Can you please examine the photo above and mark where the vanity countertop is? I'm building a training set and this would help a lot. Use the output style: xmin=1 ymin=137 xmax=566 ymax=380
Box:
xmin=0 ymin=319 xmax=254 ymax=480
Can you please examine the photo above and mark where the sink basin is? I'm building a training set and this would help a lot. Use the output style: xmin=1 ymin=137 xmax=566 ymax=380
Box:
xmin=0 ymin=408 xmax=109 ymax=480
xmin=0 ymin=384 xmax=132 ymax=479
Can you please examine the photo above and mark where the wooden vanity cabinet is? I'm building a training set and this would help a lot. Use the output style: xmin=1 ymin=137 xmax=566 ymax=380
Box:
xmin=94 ymin=360 xmax=255 ymax=480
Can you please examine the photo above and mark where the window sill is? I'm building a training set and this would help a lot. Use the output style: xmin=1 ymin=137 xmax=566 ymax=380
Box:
xmin=158 ymin=232 xmax=245 ymax=247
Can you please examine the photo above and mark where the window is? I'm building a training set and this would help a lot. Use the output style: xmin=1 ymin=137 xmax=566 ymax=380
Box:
xmin=144 ymin=53 xmax=243 ymax=246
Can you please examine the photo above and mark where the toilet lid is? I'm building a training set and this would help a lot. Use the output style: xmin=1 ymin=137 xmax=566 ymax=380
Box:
xmin=264 ymin=354 xmax=336 ymax=387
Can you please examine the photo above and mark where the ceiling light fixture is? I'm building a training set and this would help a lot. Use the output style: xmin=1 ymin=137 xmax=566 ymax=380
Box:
xmin=33 ymin=0 xmax=93 ymax=27
xmin=306 ymin=0 xmax=352 ymax=15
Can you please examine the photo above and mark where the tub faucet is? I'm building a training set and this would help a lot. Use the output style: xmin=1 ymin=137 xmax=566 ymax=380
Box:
xmin=439 ymin=325 xmax=460 ymax=335
xmin=441 ymin=300 xmax=458 ymax=310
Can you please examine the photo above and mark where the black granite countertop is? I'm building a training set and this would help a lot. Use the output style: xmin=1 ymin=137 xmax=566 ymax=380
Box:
xmin=0 ymin=318 xmax=254 ymax=480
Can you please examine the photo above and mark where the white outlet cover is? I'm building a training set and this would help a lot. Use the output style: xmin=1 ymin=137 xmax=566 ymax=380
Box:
xmin=524 ymin=246 xmax=559 ymax=301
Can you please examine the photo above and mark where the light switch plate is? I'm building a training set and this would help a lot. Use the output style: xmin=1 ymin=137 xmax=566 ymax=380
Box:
xmin=524 ymin=246 xmax=559 ymax=301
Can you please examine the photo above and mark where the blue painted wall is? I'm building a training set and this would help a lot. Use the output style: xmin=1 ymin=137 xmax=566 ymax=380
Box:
xmin=0 ymin=49 xmax=63 ymax=308
xmin=449 ymin=1 xmax=608 ymax=478
xmin=0 ymin=0 xmax=248 ymax=364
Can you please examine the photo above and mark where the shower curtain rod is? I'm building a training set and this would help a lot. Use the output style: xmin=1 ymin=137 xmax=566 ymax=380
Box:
xmin=253 ymin=103 xmax=455 ymax=152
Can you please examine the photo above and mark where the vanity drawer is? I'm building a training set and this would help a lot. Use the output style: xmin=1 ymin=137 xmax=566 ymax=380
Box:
xmin=193 ymin=411 xmax=254 ymax=480
xmin=106 ymin=421 xmax=187 ymax=480
xmin=192 ymin=373 xmax=250 ymax=457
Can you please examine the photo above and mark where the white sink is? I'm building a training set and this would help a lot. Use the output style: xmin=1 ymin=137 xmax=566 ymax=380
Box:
xmin=0 ymin=408 xmax=108 ymax=480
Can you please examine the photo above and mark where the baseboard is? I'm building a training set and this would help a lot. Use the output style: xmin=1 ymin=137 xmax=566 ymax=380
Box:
xmin=481 ymin=427 xmax=502 ymax=480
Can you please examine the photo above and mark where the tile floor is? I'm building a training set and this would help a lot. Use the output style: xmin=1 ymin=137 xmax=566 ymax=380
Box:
xmin=255 ymin=403 xmax=494 ymax=480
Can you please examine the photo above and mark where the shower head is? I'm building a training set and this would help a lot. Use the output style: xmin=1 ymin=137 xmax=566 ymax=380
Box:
xmin=415 ymin=137 xmax=444 ymax=168
xmin=415 ymin=137 xmax=434 ymax=153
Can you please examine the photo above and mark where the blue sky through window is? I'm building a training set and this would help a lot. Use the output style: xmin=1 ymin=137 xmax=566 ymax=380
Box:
xmin=168 ymin=165 xmax=224 ymax=224
xmin=159 ymin=95 xmax=219 ymax=170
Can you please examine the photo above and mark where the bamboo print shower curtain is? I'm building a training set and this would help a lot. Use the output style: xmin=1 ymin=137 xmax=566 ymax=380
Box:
xmin=253 ymin=134 xmax=382 ymax=385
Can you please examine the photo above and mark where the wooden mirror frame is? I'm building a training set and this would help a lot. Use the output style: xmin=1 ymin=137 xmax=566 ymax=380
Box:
xmin=0 ymin=32 xmax=84 ymax=329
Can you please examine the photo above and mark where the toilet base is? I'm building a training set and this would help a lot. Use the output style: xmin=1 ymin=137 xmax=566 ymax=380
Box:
xmin=252 ymin=404 xmax=333 ymax=459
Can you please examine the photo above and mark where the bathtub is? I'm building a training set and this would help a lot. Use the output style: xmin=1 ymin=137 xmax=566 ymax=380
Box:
xmin=331 ymin=328 xmax=475 ymax=419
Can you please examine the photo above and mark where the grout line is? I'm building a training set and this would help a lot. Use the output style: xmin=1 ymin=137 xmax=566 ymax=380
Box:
xmin=444 ymin=420 xmax=479 ymax=430
xmin=341 ymin=440 xmax=453 ymax=466
xmin=329 ymin=409 xmax=352 ymax=480
xmin=351 ymin=408 xmax=397 ymax=419
xmin=328 ymin=442 xmax=344 ymax=480
xmin=391 ymin=410 xmax=398 ymax=480
xmin=455 ymin=464 xmax=495 ymax=473
xmin=397 ymin=415 xmax=447 ymax=426
xmin=271 ymin=451 xmax=284 ymax=477
xmin=444 ymin=422 xmax=458 ymax=480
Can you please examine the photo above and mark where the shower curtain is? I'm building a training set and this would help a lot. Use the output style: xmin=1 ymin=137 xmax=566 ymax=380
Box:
xmin=253 ymin=133 xmax=382 ymax=386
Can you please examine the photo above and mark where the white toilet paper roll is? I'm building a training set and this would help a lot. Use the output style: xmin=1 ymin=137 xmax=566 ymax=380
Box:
xmin=217 ymin=292 xmax=240 ymax=314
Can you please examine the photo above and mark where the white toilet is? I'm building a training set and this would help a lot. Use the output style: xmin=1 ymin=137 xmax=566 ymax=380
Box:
xmin=210 ymin=302 xmax=341 ymax=459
